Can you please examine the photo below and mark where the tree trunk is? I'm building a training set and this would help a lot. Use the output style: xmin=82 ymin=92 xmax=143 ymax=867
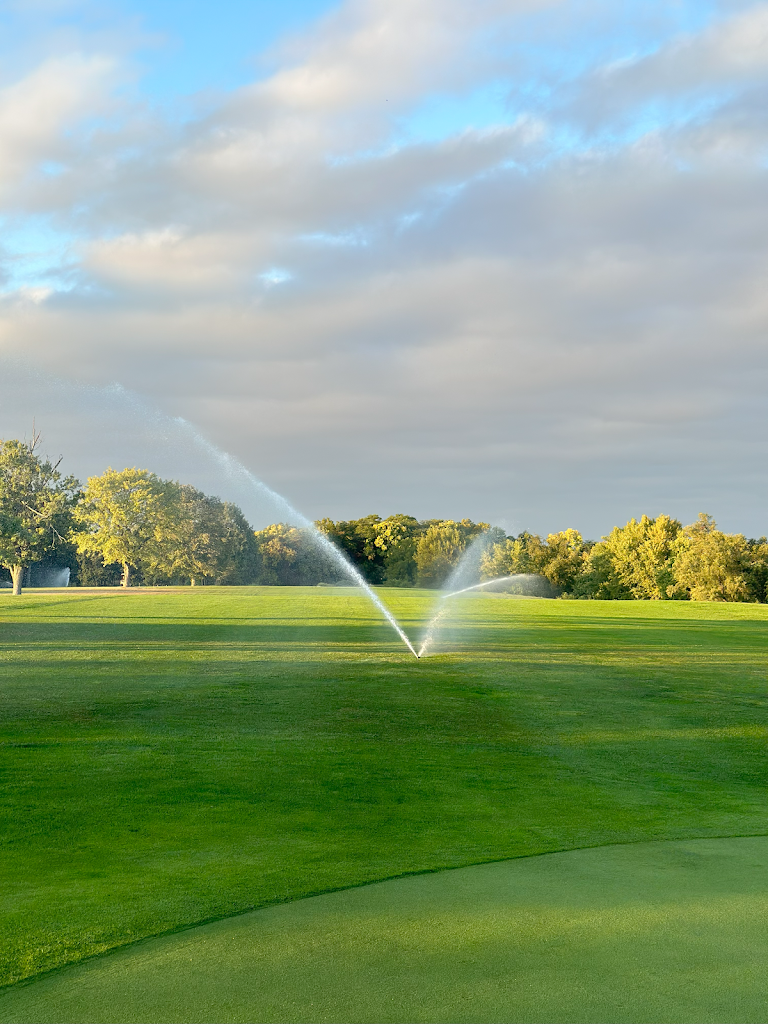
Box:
xmin=11 ymin=565 xmax=24 ymax=596
xmin=121 ymin=563 xmax=131 ymax=588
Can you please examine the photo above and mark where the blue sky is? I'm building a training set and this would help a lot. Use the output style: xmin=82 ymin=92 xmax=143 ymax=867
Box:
xmin=0 ymin=0 xmax=767 ymax=533
xmin=124 ymin=0 xmax=339 ymax=95
xmin=0 ymin=0 xmax=730 ymax=132
xmin=123 ymin=0 xmax=722 ymax=137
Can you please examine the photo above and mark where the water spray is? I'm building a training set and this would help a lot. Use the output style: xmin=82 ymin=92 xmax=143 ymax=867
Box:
xmin=0 ymin=362 xmax=420 ymax=658
xmin=442 ymin=575 xmax=522 ymax=600
xmin=174 ymin=420 xmax=421 ymax=659
xmin=418 ymin=575 xmax=530 ymax=656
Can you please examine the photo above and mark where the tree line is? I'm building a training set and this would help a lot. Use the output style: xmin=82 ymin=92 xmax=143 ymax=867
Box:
xmin=1 ymin=436 xmax=766 ymax=600
xmin=479 ymin=516 xmax=768 ymax=602
xmin=274 ymin=513 xmax=768 ymax=601
xmin=0 ymin=437 xmax=260 ymax=593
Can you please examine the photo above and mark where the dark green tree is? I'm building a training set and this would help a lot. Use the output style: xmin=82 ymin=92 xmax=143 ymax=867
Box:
xmin=315 ymin=515 xmax=387 ymax=583
xmin=375 ymin=514 xmax=421 ymax=586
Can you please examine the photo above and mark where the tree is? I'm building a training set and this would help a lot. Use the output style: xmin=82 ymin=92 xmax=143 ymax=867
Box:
xmin=415 ymin=522 xmax=465 ymax=587
xmin=571 ymin=542 xmax=630 ymax=599
xmin=540 ymin=529 xmax=588 ymax=592
xmin=480 ymin=529 xmax=587 ymax=595
xmin=73 ymin=468 xmax=174 ymax=587
xmin=252 ymin=523 xmax=338 ymax=585
xmin=314 ymin=515 xmax=490 ymax=588
xmin=149 ymin=485 xmax=257 ymax=586
xmin=76 ymin=551 xmax=124 ymax=587
xmin=480 ymin=532 xmax=550 ymax=579
xmin=606 ymin=515 xmax=682 ymax=600
xmin=744 ymin=538 xmax=768 ymax=603
xmin=315 ymin=515 xmax=387 ymax=583
xmin=202 ymin=500 xmax=258 ymax=585
xmin=253 ymin=523 xmax=301 ymax=585
xmin=373 ymin=515 xmax=421 ymax=586
xmin=573 ymin=515 xmax=682 ymax=600
xmin=672 ymin=514 xmax=752 ymax=601
xmin=0 ymin=435 xmax=79 ymax=595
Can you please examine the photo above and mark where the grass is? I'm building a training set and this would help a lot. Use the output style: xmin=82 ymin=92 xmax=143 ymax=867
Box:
xmin=3 ymin=836 xmax=768 ymax=1023
xmin=1 ymin=587 xmax=767 ymax=1012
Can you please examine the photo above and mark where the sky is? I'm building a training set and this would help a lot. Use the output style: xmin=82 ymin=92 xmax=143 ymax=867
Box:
xmin=1 ymin=0 xmax=767 ymax=536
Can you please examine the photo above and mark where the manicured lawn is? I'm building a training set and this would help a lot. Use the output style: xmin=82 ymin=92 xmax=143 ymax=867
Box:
xmin=3 ymin=836 xmax=768 ymax=1023
xmin=1 ymin=588 xmax=767 ymax=1006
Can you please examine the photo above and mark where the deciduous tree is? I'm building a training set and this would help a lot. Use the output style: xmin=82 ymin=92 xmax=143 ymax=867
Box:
xmin=574 ymin=515 xmax=682 ymax=600
xmin=373 ymin=515 xmax=421 ymax=586
xmin=0 ymin=435 xmax=79 ymax=595
xmin=415 ymin=522 xmax=465 ymax=587
xmin=73 ymin=468 xmax=174 ymax=587
xmin=672 ymin=514 xmax=752 ymax=601
xmin=150 ymin=485 xmax=256 ymax=586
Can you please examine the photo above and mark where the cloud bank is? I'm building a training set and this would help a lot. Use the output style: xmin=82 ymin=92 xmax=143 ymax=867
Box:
xmin=1 ymin=0 xmax=767 ymax=536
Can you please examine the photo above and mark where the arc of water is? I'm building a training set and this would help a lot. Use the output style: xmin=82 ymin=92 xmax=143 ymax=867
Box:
xmin=0 ymin=363 xmax=419 ymax=657
xmin=418 ymin=571 xmax=553 ymax=657
xmin=416 ymin=533 xmax=494 ymax=658
xmin=177 ymin=421 xmax=420 ymax=659
xmin=417 ymin=605 xmax=450 ymax=659
xmin=443 ymin=575 xmax=521 ymax=599
xmin=417 ymin=528 xmax=520 ymax=655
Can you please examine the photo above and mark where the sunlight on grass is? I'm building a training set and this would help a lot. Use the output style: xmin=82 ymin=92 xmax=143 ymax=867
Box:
xmin=2 ymin=838 xmax=768 ymax=1023
xmin=1 ymin=587 xmax=767 ymax=1004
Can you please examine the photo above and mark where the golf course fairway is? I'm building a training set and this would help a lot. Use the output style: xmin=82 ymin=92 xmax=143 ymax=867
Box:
xmin=2 ymin=837 xmax=767 ymax=1023
xmin=1 ymin=587 xmax=767 ymax=1020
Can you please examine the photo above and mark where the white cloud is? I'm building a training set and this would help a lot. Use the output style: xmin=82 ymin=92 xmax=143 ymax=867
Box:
xmin=0 ymin=54 xmax=116 ymax=194
xmin=83 ymin=227 xmax=261 ymax=298
xmin=0 ymin=1 xmax=767 ymax=534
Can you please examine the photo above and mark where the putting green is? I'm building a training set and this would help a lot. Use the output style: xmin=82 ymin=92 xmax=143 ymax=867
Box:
xmin=2 ymin=836 xmax=767 ymax=1024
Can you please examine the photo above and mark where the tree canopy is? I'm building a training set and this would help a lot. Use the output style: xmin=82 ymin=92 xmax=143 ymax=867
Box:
xmin=315 ymin=515 xmax=489 ymax=588
xmin=480 ymin=514 xmax=768 ymax=603
xmin=1 ymin=434 xmax=766 ymax=601
xmin=0 ymin=435 xmax=79 ymax=594
xmin=74 ymin=468 xmax=175 ymax=587
xmin=73 ymin=469 xmax=257 ymax=588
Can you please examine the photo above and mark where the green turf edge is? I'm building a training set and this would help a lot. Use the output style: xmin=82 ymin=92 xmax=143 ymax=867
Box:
xmin=4 ymin=828 xmax=767 ymax=997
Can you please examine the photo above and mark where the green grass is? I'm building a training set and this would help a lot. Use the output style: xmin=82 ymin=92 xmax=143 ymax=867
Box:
xmin=3 ymin=836 xmax=768 ymax=1023
xmin=1 ymin=587 xmax=767 ymax=1010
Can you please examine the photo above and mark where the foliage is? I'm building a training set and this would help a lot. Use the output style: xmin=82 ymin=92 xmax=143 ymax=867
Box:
xmin=672 ymin=513 xmax=753 ymax=601
xmin=0 ymin=436 xmax=80 ymax=594
xmin=571 ymin=541 xmax=632 ymax=600
xmin=73 ymin=468 xmax=176 ymax=587
xmin=414 ymin=519 xmax=488 ymax=588
xmin=75 ymin=551 xmax=125 ymax=587
xmin=314 ymin=514 xmax=390 ymax=583
xmin=481 ymin=529 xmax=588 ymax=594
xmin=587 ymin=515 xmax=683 ymax=600
xmin=148 ymin=485 xmax=258 ymax=586
xmin=479 ymin=514 xmax=768 ymax=603
xmin=540 ymin=529 xmax=590 ymax=592
xmin=2 ymin=430 xmax=766 ymax=603
xmin=251 ymin=523 xmax=339 ymax=586
xmin=74 ymin=470 xmax=258 ymax=587
xmin=744 ymin=538 xmax=768 ymax=603
xmin=481 ymin=532 xmax=548 ymax=580
xmin=372 ymin=514 xmax=421 ymax=586
xmin=414 ymin=523 xmax=465 ymax=588
xmin=315 ymin=515 xmax=488 ymax=588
